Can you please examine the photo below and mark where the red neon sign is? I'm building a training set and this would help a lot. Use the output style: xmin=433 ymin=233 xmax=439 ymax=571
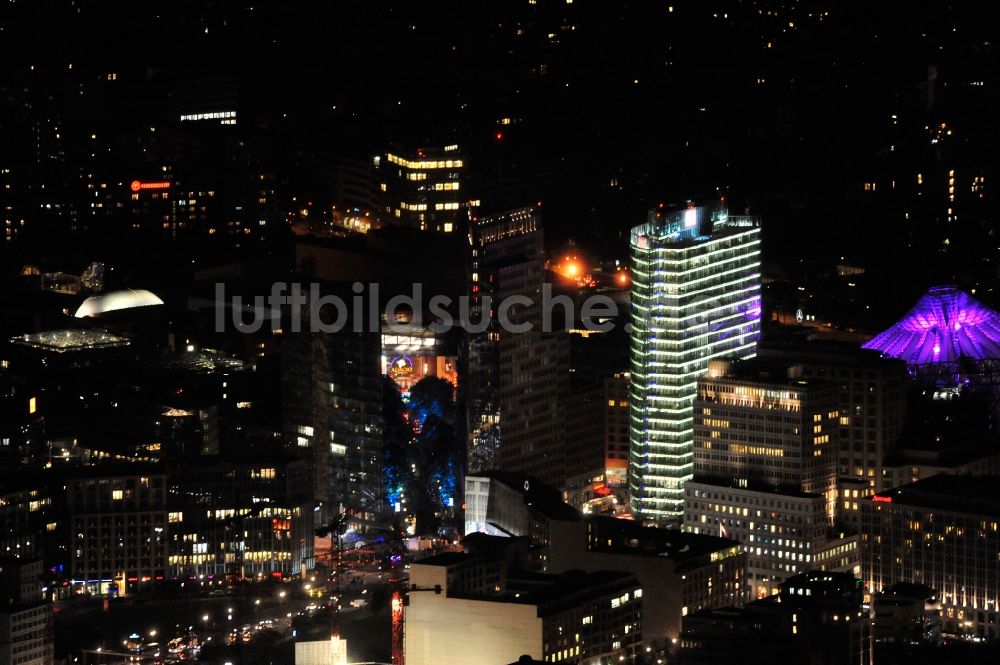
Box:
xmin=872 ymin=495 xmax=893 ymax=503
xmin=130 ymin=180 xmax=171 ymax=192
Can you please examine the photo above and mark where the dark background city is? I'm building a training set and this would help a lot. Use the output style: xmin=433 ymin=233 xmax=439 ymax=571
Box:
xmin=1 ymin=2 xmax=999 ymax=665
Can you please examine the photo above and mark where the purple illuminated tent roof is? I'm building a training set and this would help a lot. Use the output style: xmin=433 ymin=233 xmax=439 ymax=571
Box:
xmin=862 ymin=286 xmax=1000 ymax=365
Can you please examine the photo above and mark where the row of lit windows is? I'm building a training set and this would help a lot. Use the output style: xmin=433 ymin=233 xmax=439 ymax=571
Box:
xmin=727 ymin=444 xmax=785 ymax=457
xmin=547 ymin=646 xmax=581 ymax=661
xmin=386 ymin=154 xmax=464 ymax=169
xmin=180 ymin=111 xmax=236 ymax=122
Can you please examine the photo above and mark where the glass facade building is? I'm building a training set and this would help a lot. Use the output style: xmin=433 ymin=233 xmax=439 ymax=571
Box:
xmin=628 ymin=204 xmax=762 ymax=522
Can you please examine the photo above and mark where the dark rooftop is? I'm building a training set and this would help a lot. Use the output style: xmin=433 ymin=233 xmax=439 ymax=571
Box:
xmin=885 ymin=433 xmax=1000 ymax=468
xmin=690 ymin=476 xmax=822 ymax=500
xmin=758 ymin=335 xmax=905 ymax=370
xmin=468 ymin=470 xmax=582 ymax=522
xmin=583 ymin=514 xmax=741 ymax=563
xmin=704 ymin=356 xmax=836 ymax=391
xmin=870 ymin=474 xmax=1000 ymax=518
xmin=412 ymin=551 xmax=468 ymax=568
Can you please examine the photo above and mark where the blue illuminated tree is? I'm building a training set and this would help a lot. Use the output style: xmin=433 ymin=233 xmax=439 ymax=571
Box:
xmin=409 ymin=377 xmax=464 ymax=514
xmin=381 ymin=376 xmax=412 ymax=509
xmin=382 ymin=376 xmax=463 ymax=532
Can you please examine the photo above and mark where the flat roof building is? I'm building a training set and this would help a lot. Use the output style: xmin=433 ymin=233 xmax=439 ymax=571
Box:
xmin=405 ymin=537 xmax=643 ymax=665
xmin=862 ymin=475 xmax=1000 ymax=640
xmin=683 ymin=358 xmax=855 ymax=599
xmin=757 ymin=338 xmax=909 ymax=490
xmin=678 ymin=571 xmax=869 ymax=665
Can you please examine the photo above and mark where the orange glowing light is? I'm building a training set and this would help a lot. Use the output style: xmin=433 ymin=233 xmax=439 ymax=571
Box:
xmin=617 ymin=272 xmax=629 ymax=285
xmin=130 ymin=180 xmax=170 ymax=192
xmin=566 ymin=262 xmax=580 ymax=277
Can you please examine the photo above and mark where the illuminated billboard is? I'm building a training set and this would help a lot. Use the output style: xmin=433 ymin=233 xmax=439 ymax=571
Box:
xmin=130 ymin=180 xmax=171 ymax=192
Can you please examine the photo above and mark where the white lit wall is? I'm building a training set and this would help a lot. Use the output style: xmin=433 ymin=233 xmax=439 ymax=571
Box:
xmin=629 ymin=212 xmax=761 ymax=522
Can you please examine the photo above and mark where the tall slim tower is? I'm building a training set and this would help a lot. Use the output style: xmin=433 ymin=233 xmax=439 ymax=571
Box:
xmin=628 ymin=203 xmax=762 ymax=522
xmin=282 ymin=328 xmax=383 ymax=526
xmin=466 ymin=206 xmax=568 ymax=486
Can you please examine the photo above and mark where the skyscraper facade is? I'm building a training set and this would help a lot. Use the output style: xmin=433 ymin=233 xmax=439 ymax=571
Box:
xmin=757 ymin=339 xmax=909 ymax=490
xmin=282 ymin=329 xmax=383 ymax=526
xmin=466 ymin=207 xmax=568 ymax=486
xmin=682 ymin=359 xmax=854 ymax=598
xmin=629 ymin=204 xmax=761 ymax=522
xmin=375 ymin=144 xmax=466 ymax=233
xmin=862 ymin=475 xmax=1000 ymax=640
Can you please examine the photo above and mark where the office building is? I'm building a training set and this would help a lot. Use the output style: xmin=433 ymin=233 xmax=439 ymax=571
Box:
xmin=0 ymin=479 xmax=51 ymax=567
xmin=691 ymin=359 xmax=840 ymax=506
xmin=563 ymin=328 xmax=631 ymax=496
xmin=327 ymin=332 xmax=384 ymax=521
xmin=629 ymin=204 xmax=761 ymax=522
xmin=122 ymin=173 xmax=277 ymax=237
xmin=684 ymin=481 xmax=858 ymax=600
xmin=678 ymin=571 xmax=869 ymax=665
xmin=466 ymin=207 xmax=568 ymax=485
xmin=564 ymin=371 xmax=631 ymax=513
xmin=757 ymin=339 xmax=909 ymax=489
xmin=601 ymin=373 xmax=632 ymax=487
xmin=464 ymin=473 xmax=744 ymax=645
xmin=404 ymin=536 xmax=643 ymax=665
xmin=464 ymin=472 xmax=581 ymax=547
xmin=167 ymin=458 xmax=314 ymax=580
xmin=861 ymin=475 xmax=1000 ymax=639
xmin=683 ymin=358 xmax=852 ymax=598
xmin=0 ymin=372 xmax=45 ymax=470
xmin=872 ymin=582 xmax=941 ymax=646
xmin=67 ymin=470 xmax=168 ymax=595
xmin=282 ymin=331 xmax=332 ymax=516
xmin=881 ymin=432 xmax=1000 ymax=489
xmin=294 ymin=638 xmax=348 ymax=665
xmin=375 ymin=145 xmax=466 ymax=233
xmin=0 ymin=558 xmax=52 ymax=665
xmin=547 ymin=516 xmax=744 ymax=647
xmin=282 ymin=330 xmax=383 ymax=526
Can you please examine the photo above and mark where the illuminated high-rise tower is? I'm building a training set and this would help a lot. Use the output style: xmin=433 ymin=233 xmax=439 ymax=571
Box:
xmin=628 ymin=203 xmax=762 ymax=522
xmin=466 ymin=206 xmax=569 ymax=486
xmin=375 ymin=144 xmax=467 ymax=233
